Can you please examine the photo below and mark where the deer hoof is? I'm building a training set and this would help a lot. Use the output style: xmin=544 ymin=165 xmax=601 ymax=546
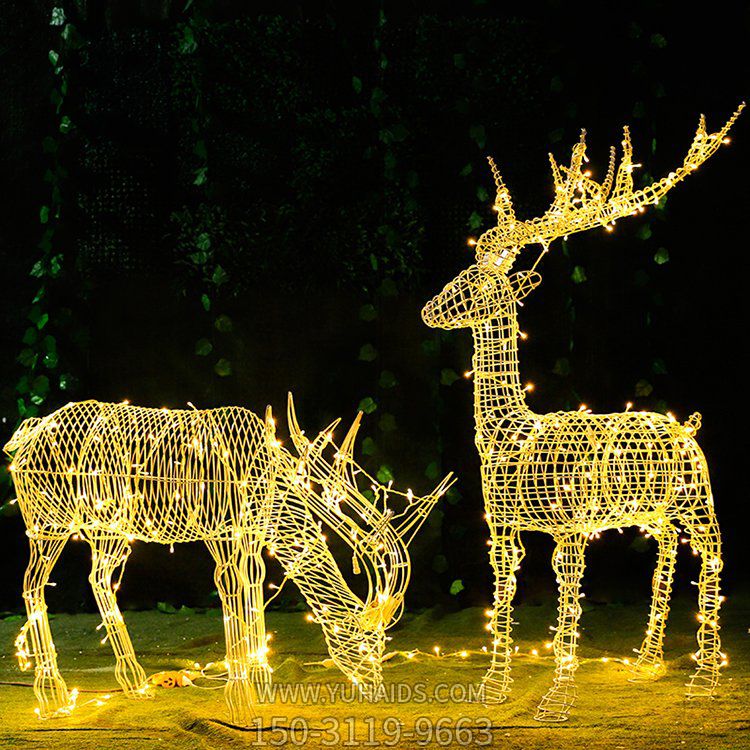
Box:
xmin=534 ymin=683 xmax=576 ymax=723
xmin=225 ymin=678 xmax=257 ymax=727
xmin=628 ymin=659 xmax=666 ymax=682
xmin=686 ymin=667 xmax=719 ymax=699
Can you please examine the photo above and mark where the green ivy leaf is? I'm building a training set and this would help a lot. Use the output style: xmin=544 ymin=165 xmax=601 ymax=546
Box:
xmin=50 ymin=7 xmax=65 ymax=25
xmin=59 ymin=116 xmax=72 ymax=134
xmin=636 ymin=224 xmax=652 ymax=241
xmin=214 ymin=358 xmax=232 ymax=377
xmin=553 ymin=357 xmax=571 ymax=376
xmin=440 ymin=368 xmax=460 ymax=386
xmin=359 ymin=304 xmax=377 ymax=322
xmin=352 ymin=76 xmax=362 ymax=94
xmin=195 ymin=338 xmax=213 ymax=356
xmin=211 ymin=265 xmax=228 ymax=286
xmin=39 ymin=206 xmax=49 ymax=224
xmin=48 ymin=50 xmax=60 ymax=67
xmin=378 ymin=278 xmax=398 ymax=297
xmin=189 ymin=251 xmax=209 ymax=265
xmin=635 ymin=379 xmax=653 ymax=397
xmin=29 ymin=306 xmax=48 ymax=330
xmin=200 ymin=294 xmax=211 ymax=311
xmin=650 ymin=33 xmax=667 ymax=48
xmin=571 ymin=265 xmax=587 ymax=284
xmin=157 ymin=601 xmax=177 ymax=614
xmin=193 ymin=166 xmax=207 ymax=186
xmin=214 ymin=314 xmax=233 ymax=333
xmin=425 ymin=461 xmax=440 ymax=480
xmin=654 ymin=247 xmax=670 ymax=264
xmin=193 ymin=140 xmax=207 ymax=159
xmin=59 ymin=372 xmax=76 ymax=391
xmin=376 ymin=464 xmax=394 ymax=484
xmin=378 ymin=413 xmax=397 ymax=432
xmin=22 ymin=327 xmax=38 ymax=346
xmin=30 ymin=375 xmax=50 ymax=404
xmin=449 ymin=579 xmax=465 ymax=595
xmin=196 ymin=232 xmax=211 ymax=251
xmin=432 ymin=554 xmax=448 ymax=574
xmin=358 ymin=343 xmax=378 ymax=362
xmin=421 ymin=339 xmax=439 ymax=357
xmin=468 ymin=211 xmax=483 ymax=230
xmin=17 ymin=349 xmax=37 ymax=368
xmin=652 ymin=358 xmax=668 ymax=375
xmin=357 ymin=396 xmax=377 ymax=414
xmin=362 ymin=437 xmax=377 ymax=456
xmin=378 ymin=370 xmax=397 ymax=389
xmin=459 ymin=163 xmax=473 ymax=177
xmin=469 ymin=124 xmax=486 ymax=148
xmin=50 ymin=254 xmax=63 ymax=277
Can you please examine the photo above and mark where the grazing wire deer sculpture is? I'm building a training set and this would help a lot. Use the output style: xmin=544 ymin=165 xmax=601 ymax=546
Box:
xmin=422 ymin=104 xmax=743 ymax=722
xmin=5 ymin=396 xmax=451 ymax=725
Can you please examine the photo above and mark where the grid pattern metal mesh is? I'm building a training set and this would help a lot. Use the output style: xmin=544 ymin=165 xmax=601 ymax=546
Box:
xmin=422 ymin=105 xmax=742 ymax=721
xmin=6 ymin=396 xmax=450 ymax=725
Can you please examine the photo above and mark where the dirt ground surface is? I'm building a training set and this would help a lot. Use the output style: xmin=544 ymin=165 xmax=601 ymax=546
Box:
xmin=1 ymin=595 xmax=748 ymax=749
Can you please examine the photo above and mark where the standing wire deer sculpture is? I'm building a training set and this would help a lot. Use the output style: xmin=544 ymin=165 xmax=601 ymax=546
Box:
xmin=5 ymin=396 xmax=451 ymax=725
xmin=422 ymin=104 xmax=743 ymax=722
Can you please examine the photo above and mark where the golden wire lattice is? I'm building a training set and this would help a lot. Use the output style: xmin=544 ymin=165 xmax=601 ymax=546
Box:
xmin=5 ymin=396 xmax=451 ymax=725
xmin=422 ymin=105 xmax=742 ymax=722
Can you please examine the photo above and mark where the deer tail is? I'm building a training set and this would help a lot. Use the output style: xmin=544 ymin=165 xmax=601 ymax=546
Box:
xmin=3 ymin=417 xmax=43 ymax=456
xmin=684 ymin=412 xmax=702 ymax=435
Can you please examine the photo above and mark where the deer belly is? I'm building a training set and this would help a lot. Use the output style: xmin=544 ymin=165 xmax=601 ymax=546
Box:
xmin=486 ymin=441 xmax=679 ymax=532
xmin=73 ymin=474 xmax=272 ymax=544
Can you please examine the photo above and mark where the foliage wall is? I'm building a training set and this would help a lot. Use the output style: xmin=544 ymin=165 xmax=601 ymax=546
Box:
xmin=0 ymin=1 xmax=746 ymax=612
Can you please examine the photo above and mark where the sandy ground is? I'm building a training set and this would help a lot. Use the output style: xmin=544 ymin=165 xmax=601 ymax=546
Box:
xmin=0 ymin=596 xmax=748 ymax=749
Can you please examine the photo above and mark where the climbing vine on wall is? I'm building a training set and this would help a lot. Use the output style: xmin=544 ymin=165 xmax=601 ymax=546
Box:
xmin=173 ymin=0 xmax=235 ymax=387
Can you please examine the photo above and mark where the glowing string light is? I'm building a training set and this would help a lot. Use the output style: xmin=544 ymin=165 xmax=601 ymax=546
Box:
xmin=422 ymin=104 xmax=742 ymax=722
xmin=5 ymin=395 xmax=451 ymax=725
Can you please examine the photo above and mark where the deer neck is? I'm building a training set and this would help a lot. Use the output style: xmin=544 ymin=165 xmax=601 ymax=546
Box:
xmin=470 ymin=307 xmax=530 ymax=439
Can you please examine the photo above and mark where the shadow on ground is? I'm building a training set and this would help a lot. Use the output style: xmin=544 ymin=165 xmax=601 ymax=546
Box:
xmin=1 ymin=596 xmax=748 ymax=749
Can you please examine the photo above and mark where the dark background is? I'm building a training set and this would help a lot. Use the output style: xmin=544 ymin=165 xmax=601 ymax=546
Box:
xmin=0 ymin=1 xmax=747 ymax=617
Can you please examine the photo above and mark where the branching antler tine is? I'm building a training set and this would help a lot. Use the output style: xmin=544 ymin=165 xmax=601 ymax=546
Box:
xmin=264 ymin=405 xmax=277 ymax=442
xmin=613 ymin=125 xmax=634 ymax=199
xmin=340 ymin=411 xmax=363 ymax=459
xmin=286 ymin=392 xmax=309 ymax=453
xmin=601 ymin=145 xmax=616 ymax=199
xmin=334 ymin=411 xmax=363 ymax=489
xmin=487 ymin=156 xmax=515 ymax=225
xmin=310 ymin=418 xmax=342 ymax=457
xmin=548 ymin=152 xmax=564 ymax=196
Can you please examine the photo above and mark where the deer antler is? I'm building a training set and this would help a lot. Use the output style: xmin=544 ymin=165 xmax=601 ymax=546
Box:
xmin=480 ymin=103 xmax=744 ymax=267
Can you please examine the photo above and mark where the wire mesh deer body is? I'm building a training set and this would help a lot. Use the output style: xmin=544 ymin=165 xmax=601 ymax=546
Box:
xmin=5 ymin=397 xmax=450 ymax=725
xmin=422 ymin=105 xmax=742 ymax=721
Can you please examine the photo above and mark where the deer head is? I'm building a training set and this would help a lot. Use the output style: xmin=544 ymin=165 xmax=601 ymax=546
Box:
xmin=423 ymin=104 xmax=744 ymax=330
xmin=267 ymin=396 xmax=453 ymax=687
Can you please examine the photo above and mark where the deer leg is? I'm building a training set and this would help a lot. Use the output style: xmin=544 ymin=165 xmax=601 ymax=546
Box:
xmin=481 ymin=527 xmax=525 ymax=703
xmin=684 ymin=517 xmax=724 ymax=698
xmin=22 ymin=534 xmax=71 ymax=718
xmin=535 ymin=533 xmax=587 ymax=723
xmin=86 ymin=534 xmax=150 ymax=698
xmin=244 ymin=536 xmax=272 ymax=690
xmin=630 ymin=524 xmax=678 ymax=681
xmin=206 ymin=535 xmax=263 ymax=726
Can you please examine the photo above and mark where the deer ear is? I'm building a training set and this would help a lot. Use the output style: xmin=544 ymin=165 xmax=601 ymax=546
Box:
xmin=508 ymin=270 xmax=542 ymax=302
